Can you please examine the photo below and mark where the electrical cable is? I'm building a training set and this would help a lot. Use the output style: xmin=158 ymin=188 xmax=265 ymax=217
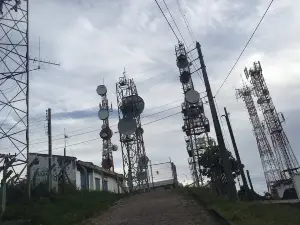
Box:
xmin=214 ymin=0 xmax=274 ymax=97
xmin=176 ymin=0 xmax=196 ymax=42
xmin=154 ymin=0 xmax=180 ymax=41
xmin=0 ymin=104 xmax=183 ymax=151
xmin=162 ymin=0 xmax=187 ymax=46
xmin=33 ymin=111 xmax=182 ymax=154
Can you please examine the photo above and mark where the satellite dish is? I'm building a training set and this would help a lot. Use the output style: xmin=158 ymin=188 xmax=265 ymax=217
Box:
xmin=96 ymin=85 xmax=107 ymax=96
xmin=257 ymin=98 xmax=263 ymax=105
xmin=180 ymin=71 xmax=191 ymax=84
xmin=98 ymin=109 xmax=109 ymax=120
xmin=99 ymin=127 xmax=113 ymax=140
xmin=120 ymin=95 xmax=145 ymax=118
xmin=112 ymin=144 xmax=118 ymax=151
xmin=176 ymin=54 xmax=189 ymax=69
xmin=263 ymin=89 xmax=269 ymax=95
xmin=185 ymin=89 xmax=200 ymax=104
xmin=118 ymin=117 xmax=137 ymax=135
xmin=136 ymin=127 xmax=144 ymax=136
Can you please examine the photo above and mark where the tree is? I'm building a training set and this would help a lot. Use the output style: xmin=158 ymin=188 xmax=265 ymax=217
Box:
xmin=198 ymin=138 xmax=241 ymax=195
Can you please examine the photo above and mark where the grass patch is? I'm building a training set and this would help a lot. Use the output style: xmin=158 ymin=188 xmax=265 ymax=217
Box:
xmin=3 ymin=191 xmax=124 ymax=225
xmin=178 ymin=187 xmax=300 ymax=225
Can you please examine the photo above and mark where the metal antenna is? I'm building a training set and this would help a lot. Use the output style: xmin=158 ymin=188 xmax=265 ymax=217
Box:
xmin=175 ymin=42 xmax=210 ymax=187
xmin=236 ymin=83 xmax=286 ymax=195
xmin=38 ymin=37 xmax=41 ymax=69
xmin=97 ymin=84 xmax=115 ymax=172
xmin=0 ymin=1 xmax=59 ymax=198
xmin=116 ymin=72 xmax=149 ymax=192
xmin=32 ymin=37 xmax=60 ymax=68
xmin=0 ymin=0 xmax=30 ymax=196
xmin=244 ymin=61 xmax=299 ymax=195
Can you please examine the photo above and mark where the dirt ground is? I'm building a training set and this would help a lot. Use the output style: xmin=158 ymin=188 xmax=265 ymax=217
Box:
xmin=82 ymin=189 xmax=221 ymax=225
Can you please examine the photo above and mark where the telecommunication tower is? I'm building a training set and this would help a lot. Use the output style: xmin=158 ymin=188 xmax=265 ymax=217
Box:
xmin=0 ymin=1 xmax=59 ymax=188
xmin=236 ymin=85 xmax=282 ymax=192
xmin=0 ymin=0 xmax=29 ymax=183
xmin=96 ymin=85 xmax=117 ymax=171
xmin=116 ymin=70 xmax=149 ymax=192
xmin=175 ymin=42 xmax=210 ymax=186
xmin=245 ymin=62 xmax=299 ymax=178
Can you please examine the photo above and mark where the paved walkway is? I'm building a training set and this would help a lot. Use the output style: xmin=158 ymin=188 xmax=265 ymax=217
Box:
xmin=83 ymin=190 xmax=221 ymax=225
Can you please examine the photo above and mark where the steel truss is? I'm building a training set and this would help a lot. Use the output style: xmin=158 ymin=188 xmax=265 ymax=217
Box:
xmin=99 ymin=91 xmax=114 ymax=171
xmin=116 ymin=72 xmax=149 ymax=192
xmin=0 ymin=0 xmax=29 ymax=185
xmin=245 ymin=61 xmax=299 ymax=178
xmin=236 ymin=85 xmax=282 ymax=191
xmin=175 ymin=42 xmax=210 ymax=186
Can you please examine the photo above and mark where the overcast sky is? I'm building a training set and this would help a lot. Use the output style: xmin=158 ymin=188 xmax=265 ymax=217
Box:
xmin=1 ymin=0 xmax=300 ymax=194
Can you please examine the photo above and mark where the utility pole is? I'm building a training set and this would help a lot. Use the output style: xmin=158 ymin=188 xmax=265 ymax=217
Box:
xmin=196 ymin=42 xmax=237 ymax=200
xmin=62 ymin=129 xmax=68 ymax=193
xmin=246 ymin=170 xmax=254 ymax=192
xmin=149 ymin=160 xmax=154 ymax=190
xmin=223 ymin=107 xmax=250 ymax=199
xmin=47 ymin=108 xmax=52 ymax=192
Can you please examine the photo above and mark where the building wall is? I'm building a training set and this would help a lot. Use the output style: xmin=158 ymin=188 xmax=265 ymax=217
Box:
xmin=76 ymin=170 xmax=81 ymax=190
xmin=76 ymin=168 xmax=123 ymax=193
xmin=292 ymin=173 xmax=300 ymax=199
xmin=29 ymin=154 xmax=76 ymax=191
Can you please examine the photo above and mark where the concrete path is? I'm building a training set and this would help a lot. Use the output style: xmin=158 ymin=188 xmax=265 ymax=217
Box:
xmin=83 ymin=190 xmax=221 ymax=225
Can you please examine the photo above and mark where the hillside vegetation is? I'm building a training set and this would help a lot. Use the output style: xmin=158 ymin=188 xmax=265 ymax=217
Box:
xmin=2 ymin=190 xmax=124 ymax=225
xmin=179 ymin=187 xmax=300 ymax=225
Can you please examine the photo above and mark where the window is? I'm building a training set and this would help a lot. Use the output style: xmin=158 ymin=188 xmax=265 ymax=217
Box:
xmin=95 ymin=178 xmax=101 ymax=191
xmin=103 ymin=180 xmax=108 ymax=192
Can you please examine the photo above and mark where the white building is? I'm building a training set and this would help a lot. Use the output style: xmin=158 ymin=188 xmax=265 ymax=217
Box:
xmin=28 ymin=153 xmax=126 ymax=193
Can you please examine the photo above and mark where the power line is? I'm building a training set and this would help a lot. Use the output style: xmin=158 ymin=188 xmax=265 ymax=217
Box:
xmin=34 ymin=111 xmax=182 ymax=154
xmin=0 ymin=104 xmax=182 ymax=151
xmin=154 ymin=0 xmax=180 ymax=41
xmin=176 ymin=0 xmax=196 ymax=42
xmin=214 ymin=0 xmax=274 ymax=97
xmin=143 ymin=111 xmax=181 ymax=126
xmin=162 ymin=0 xmax=187 ymax=45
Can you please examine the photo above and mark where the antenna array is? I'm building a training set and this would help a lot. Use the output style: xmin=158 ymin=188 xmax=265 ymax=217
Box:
xmin=175 ymin=42 xmax=210 ymax=186
xmin=116 ymin=71 xmax=149 ymax=192
xmin=96 ymin=84 xmax=117 ymax=171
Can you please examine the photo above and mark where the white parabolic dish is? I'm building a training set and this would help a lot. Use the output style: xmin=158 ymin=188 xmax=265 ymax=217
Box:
xmin=98 ymin=109 xmax=109 ymax=120
xmin=185 ymin=89 xmax=200 ymax=104
xmin=118 ymin=118 xmax=137 ymax=135
xmin=96 ymin=85 xmax=107 ymax=96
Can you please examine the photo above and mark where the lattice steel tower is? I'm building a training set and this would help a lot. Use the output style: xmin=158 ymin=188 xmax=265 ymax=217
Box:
xmin=245 ymin=61 xmax=299 ymax=177
xmin=175 ymin=42 xmax=210 ymax=186
xmin=236 ymin=85 xmax=282 ymax=191
xmin=97 ymin=85 xmax=118 ymax=172
xmin=116 ymin=71 xmax=149 ymax=192
xmin=0 ymin=0 xmax=29 ymax=181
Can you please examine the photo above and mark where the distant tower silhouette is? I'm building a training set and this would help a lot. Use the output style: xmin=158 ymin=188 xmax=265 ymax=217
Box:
xmin=236 ymin=85 xmax=282 ymax=192
xmin=245 ymin=62 xmax=299 ymax=177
